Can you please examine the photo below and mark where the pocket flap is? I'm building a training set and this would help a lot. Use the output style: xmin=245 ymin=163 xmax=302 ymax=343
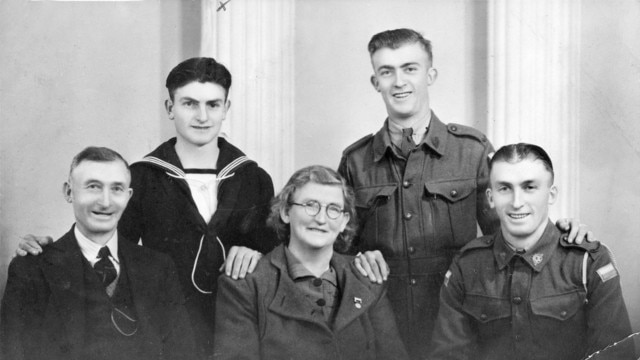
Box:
xmin=530 ymin=290 xmax=585 ymax=321
xmin=425 ymin=178 xmax=476 ymax=202
xmin=462 ymin=294 xmax=511 ymax=323
xmin=355 ymin=185 xmax=397 ymax=207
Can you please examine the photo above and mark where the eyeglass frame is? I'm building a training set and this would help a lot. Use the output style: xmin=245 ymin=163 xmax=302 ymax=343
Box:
xmin=288 ymin=200 xmax=347 ymax=220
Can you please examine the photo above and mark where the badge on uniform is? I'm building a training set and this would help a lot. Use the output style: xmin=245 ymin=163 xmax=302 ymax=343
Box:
xmin=354 ymin=297 xmax=362 ymax=309
xmin=596 ymin=263 xmax=618 ymax=283
xmin=532 ymin=253 xmax=544 ymax=266
xmin=444 ymin=270 xmax=452 ymax=287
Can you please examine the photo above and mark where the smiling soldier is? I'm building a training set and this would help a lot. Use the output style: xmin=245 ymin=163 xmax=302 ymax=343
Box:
xmin=428 ymin=143 xmax=634 ymax=360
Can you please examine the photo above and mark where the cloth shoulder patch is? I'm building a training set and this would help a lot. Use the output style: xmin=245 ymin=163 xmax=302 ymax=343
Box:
xmin=444 ymin=270 xmax=452 ymax=287
xmin=596 ymin=263 xmax=618 ymax=283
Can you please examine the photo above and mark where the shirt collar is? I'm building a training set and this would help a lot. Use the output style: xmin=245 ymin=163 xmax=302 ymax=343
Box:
xmin=493 ymin=220 xmax=560 ymax=272
xmin=284 ymin=246 xmax=337 ymax=286
xmin=387 ymin=112 xmax=431 ymax=148
xmin=74 ymin=225 xmax=119 ymax=266
xmin=372 ymin=110 xmax=446 ymax=162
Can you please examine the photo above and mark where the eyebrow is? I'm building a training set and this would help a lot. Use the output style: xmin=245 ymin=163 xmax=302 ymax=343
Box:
xmin=179 ymin=96 xmax=224 ymax=103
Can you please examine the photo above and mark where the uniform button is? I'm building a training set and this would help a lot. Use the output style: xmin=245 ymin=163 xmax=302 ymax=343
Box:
xmin=514 ymin=334 xmax=522 ymax=342
xmin=410 ymin=278 xmax=417 ymax=285
xmin=450 ymin=125 xmax=458 ymax=132
xmin=560 ymin=310 xmax=567 ymax=317
xmin=480 ymin=314 xmax=487 ymax=321
xmin=402 ymin=181 xmax=412 ymax=188
xmin=404 ymin=212 xmax=413 ymax=220
xmin=408 ymin=246 xmax=416 ymax=254
xmin=312 ymin=278 xmax=323 ymax=287
xmin=316 ymin=299 xmax=326 ymax=306
xmin=450 ymin=189 xmax=458 ymax=198
xmin=512 ymin=296 xmax=522 ymax=305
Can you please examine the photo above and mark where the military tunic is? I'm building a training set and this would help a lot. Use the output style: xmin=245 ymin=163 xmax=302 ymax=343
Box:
xmin=338 ymin=112 xmax=499 ymax=357
xmin=429 ymin=221 xmax=634 ymax=360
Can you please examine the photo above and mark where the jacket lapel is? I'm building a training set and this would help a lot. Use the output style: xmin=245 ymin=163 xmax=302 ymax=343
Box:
xmin=41 ymin=228 xmax=87 ymax=349
xmin=267 ymin=247 xmax=326 ymax=328
xmin=331 ymin=254 xmax=377 ymax=332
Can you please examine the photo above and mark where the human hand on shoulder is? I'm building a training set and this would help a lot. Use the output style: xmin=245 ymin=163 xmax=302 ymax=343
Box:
xmin=221 ymin=246 xmax=263 ymax=280
xmin=354 ymin=250 xmax=389 ymax=284
xmin=15 ymin=234 xmax=53 ymax=257
xmin=555 ymin=218 xmax=596 ymax=244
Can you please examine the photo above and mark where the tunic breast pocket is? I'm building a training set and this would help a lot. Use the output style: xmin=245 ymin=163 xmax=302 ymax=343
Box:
xmin=354 ymin=184 xmax=398 ymax=252
xmin=530 ymin=290 xmax=586 ymax=332
xmin=424 ymin=178 xmax=478 ymax=247
xmin=462 ymin=294 xmax=511 ymax=339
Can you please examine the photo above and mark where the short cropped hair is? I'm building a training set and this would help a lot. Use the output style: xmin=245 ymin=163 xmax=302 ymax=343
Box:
xmin=69 ymin=146 xmax=130 ymax=178
xmin=267 ymin=165 xmax=357 ymax=253
xmin=165 ymin=57 xmax=232 ymax=101
xmin=368 ymin=28 xmax=433 ymax=64
xmin=489 ymin=143 xmax=554 ymax=183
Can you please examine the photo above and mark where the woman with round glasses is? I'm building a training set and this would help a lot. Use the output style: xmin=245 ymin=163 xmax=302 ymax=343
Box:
xmin=213 ymin=165 xmax=408 ymax=359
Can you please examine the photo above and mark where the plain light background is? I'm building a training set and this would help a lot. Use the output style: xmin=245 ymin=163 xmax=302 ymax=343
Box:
xmin=1 ymin=0 xmax=639 ymax=333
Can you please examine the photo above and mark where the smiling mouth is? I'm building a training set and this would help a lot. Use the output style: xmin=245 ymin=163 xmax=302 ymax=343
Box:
xmin=508 ymin=213 xmax=529 ymax=220
xmin=393 ymin=91 xmax=412 ymax=99
xmin=307 ymin=227 xmax=328 ymax=233
xmin=92 ymin=211 xmax=114 ymax=217
xmin=192 ymin=126 xmax=211 ymax=130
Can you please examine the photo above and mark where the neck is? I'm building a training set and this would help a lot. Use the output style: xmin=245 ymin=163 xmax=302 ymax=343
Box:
xmin=389 ymin=108 xmax=432 ymax=129
xmin=79 ymin=227 xmax=115 ymax=246
xmin=287 ymin=243 xmax=333 ymax=278
xmin=502 ymin=220 xmax=549 ymax=251
xmin=174 ymin=138 xmax=220 ymax=169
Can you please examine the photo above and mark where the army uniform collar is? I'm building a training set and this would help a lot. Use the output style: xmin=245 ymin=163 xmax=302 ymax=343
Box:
xmin=493 ymin=220 xmax=560 ymax=272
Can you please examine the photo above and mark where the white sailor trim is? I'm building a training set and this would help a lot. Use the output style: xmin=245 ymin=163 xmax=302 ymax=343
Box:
xmin=217 ymin=156 xmax=253 ymax=181
xmin=138 ymin=156 xmax=186 ymax=177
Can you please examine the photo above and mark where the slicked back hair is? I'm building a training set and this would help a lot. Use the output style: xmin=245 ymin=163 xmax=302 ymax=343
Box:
xmin=267 ymin=165 xmax=357 ymax=253
xmin=489 ymin=143 xmax=554 ymax=184
xmin=165 ymin=57 xmax=232 ymax=101
xmin=69 ymin=146 xmax=130 ymax=178
xmin=368 ymin=28 xmax=433 ymax=64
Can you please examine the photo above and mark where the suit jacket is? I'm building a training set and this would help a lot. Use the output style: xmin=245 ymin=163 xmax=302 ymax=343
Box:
xmin=213 ymin=244 xmax=409 ymax=360
xmin=0 ymin=226 xmax=196 ymax=360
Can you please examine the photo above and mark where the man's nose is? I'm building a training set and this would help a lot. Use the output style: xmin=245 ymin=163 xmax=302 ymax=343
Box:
xmin=98 ymin=189 xmax=111 ymax=206
xmin=196 ymin=104 xmax=208 ymax=121
xmin=512 ymin=189 xmax=524 ymax=208
xmin=394 ymin=72 xmax=407 ymax=87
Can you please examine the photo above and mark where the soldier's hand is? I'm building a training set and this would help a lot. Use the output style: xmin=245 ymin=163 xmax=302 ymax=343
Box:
xmin=354 ymin=250 xmax=389 ymax=284
xmin=16 ymin=234 xmax=53 ymax=257
xmin=221 ymin=246 xmax=263 ymax=280
xmin=556 ymin=218 xmax=596 ymax=244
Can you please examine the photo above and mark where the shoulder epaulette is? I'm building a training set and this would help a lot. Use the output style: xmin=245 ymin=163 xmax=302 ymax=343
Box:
xmin=447 ymin=123 xmax=490 ymax=145
xmin=460 ymin=235 xmax=494 ymax=254
xmin=342 ymin=134 xmax=374 ymax=156
xmin=560 ymin=236 xmax=601 ymax=253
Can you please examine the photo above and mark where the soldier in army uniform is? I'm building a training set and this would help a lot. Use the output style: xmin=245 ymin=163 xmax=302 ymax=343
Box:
xmin=338 ymin=28 xmax=593 ymax=358
xmin=428 ymin=143 xmax=634 ymax=360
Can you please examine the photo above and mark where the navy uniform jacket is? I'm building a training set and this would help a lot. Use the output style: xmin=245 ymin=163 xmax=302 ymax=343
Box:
xmin=213 ymin=244 xmax=409 ymax=360
xmin=118 ymin=137 xmax=279 ymax=356
xmin=338 ymin=112 xmax=499 ymax=357
xmin=429 ymin=221 xmax=635 ymax=360
xmin=0 ymin=227 xmax=195 ymax=360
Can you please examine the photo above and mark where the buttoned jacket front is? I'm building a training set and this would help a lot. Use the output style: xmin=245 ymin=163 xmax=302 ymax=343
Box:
xmin=0 ymin=227 xmax=195 ymax=360
xmin=338 ymin=112 xmax=499 ymax=355
xmin=213 ymin=245 xmax=408 ymax=360
xmin=429 ymin=221 xmax=634 ymax=360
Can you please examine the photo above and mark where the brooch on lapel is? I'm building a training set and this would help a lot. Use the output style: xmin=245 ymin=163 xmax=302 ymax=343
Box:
xmin=354 ymin=297 xmax=362 ymax=309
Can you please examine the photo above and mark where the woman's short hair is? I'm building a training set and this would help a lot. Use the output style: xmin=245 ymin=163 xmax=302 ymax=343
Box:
xmin=267 ymin=165 xmax=357 ymax=253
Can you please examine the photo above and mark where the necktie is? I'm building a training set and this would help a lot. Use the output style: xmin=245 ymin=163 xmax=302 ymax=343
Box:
xmin=400 ymin=127 xmax=416 ymax=158
xmin=94 ymin=246 xmax=117 ymax=288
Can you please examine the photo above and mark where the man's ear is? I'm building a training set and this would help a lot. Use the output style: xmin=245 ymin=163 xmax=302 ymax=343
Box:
xmin=63 ymin=182 xmax=72 ymax=203
xmin=427 ymin=67 xmax=438 ymax=86
xmin=486 ymin=188 xmax=495 ymax=209
xmin=549 ymin=185 xmax=558 ymax=205
xmin=370 ymin=75 xmax=380 ymax=92
xmin=165 ymin=99 xmax=174 ymax=119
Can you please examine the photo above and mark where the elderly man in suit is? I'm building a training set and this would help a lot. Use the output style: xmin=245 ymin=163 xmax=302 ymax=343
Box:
xmin=0 ymin=146 xmax=195 ymax=360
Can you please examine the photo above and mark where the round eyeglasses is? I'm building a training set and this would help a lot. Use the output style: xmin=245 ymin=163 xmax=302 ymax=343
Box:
xmin=289 ymin=200 xmax=346 ymax=220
